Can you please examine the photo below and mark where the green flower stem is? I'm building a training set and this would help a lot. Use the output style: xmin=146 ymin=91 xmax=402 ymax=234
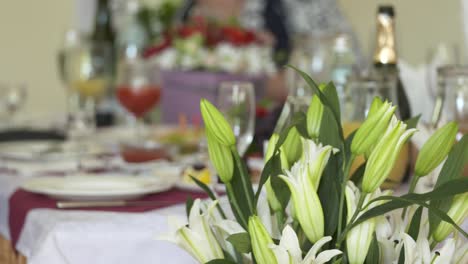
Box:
xmin=430 ymin=239 xmax=438 ymax=251
xmin=231 ymin=146 xmax=255 ymax=214
xmin=275 ymin=210 xmax=286 ymax=229
xmin=336 ymin=192 xmax=366 ymax=248
xmin=337 ymin=154 xmax=355 ymax=241
xmin=402 ymin=176 xmax=420 ymax=217
xmin=408 ymin=175 xmax=419 ymax=194
xmin=225 ymin=182 xmax=248 ymax=228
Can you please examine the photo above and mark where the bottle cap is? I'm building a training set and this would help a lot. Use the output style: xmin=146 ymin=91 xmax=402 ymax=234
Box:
xmin=378 ymin=5 xmax=395 ymax=17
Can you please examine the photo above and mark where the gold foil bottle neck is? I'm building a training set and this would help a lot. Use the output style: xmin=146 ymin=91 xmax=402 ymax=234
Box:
xmin=374 ymin=13 xmax=397 ymax=65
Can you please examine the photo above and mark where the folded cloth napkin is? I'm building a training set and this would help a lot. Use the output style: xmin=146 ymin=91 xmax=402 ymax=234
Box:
xmin=0 ymin=129 xmax=65 ymax=142
xmin=8 ymin=188 xmax=208 ymax=246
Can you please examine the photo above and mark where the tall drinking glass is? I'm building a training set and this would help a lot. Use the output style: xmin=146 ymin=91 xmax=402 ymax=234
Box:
xmin=437 ymin=65 xmax=468 ymax=175
xmin=217 ymin=82 xmax=255 ymax=156
xmin=116 ymin=52 xmax=161 ymax=140
xmin=65 ymin=40 xmax=113 ymax=138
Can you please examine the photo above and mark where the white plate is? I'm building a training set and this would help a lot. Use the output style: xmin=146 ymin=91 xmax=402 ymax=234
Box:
xmin=21 ymin=174 xmax=177 ymax=201
xmin=0 ymin=140 xmax=105 ymax=161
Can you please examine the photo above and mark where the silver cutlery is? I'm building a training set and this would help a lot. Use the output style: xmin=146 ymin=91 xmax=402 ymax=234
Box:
xmin=56 ymin=200 xmax=174 ymax=209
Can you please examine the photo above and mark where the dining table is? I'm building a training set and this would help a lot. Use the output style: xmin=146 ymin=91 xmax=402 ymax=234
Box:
xmin=0 ymin=126 xmax=224 ymax=264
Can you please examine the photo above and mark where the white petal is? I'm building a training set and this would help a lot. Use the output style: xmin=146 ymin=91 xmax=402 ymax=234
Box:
xmin=435 ymin=239 xmax=456 ymax=264
xmin=269 ymin=244 xmax=293 ymax=264
xmin=401 ymin=233 xmax=418 ymax=264
xmin=257 ymin=193 xmax=275 ymax=237
xmin=313 ymin=249 xmax=343 ymax=264
xmin=305 ymin=236 xmax=332 ymax=261
xmin=216 ymin=219 xmax=246 ymax=235
xmin=279 ymin=226 xmax=302 ymax=263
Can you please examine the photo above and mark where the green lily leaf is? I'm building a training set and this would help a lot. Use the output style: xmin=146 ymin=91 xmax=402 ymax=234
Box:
xmin=228 ymin=149 xmax=255 ymax=228
xmin=255 ymin=112 xmax=305 ymax=203
xmin=350 ymin=178 xmax=468 ymax=238
xmin=319 ymin=106 xmax=342 ymax=150
xmin=430 ymin=135 xmax=468 ymax=234
xmin=404 ymin=114 xmax=422 ymax=129
xmin=349 ymin=163 xmax=366 ymax=186
xmin=408 ymin=206 xmax=423 ymax=240
xmin=274 ymin=112 xmax=307 ymax=153
xmin=287 ymin=65 xmax=343 ymax=141
xmin=226 ymin=232 xmax=251 ymax=254
xmin=190 ymin=176 xmax=226 ymax=219
xmin=318 ymin=153 xmax=342 ymax=236
xmin=205 ymin=259 xmax=237 ymax=264
xmin=185 ymin=196 xmax=194 ymax=220
xmin=365 ymin=234 xmax=380 ymax=264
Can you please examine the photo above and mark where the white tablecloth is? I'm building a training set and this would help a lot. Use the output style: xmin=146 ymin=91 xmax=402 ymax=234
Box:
xmin=0 ymin=169 xmax=201 ymax=264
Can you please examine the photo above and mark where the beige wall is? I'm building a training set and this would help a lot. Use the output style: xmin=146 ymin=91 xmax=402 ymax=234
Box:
xmin=0 ymin=1 xmax=73 ymax=117
xmin=0 ymin=1 xmax=465 ymax=114
xmin=338 ymin=0 xmax=466 ymax=65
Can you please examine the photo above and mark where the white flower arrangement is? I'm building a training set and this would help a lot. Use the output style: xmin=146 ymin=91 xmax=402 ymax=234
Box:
xmin=160 ymin=67 xmax=468 ymax=263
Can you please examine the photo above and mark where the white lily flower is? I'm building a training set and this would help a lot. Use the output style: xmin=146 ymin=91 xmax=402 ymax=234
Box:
xmin=345 ymin=181 xmax=392 ymax=264
xmin=269 ymin=225 xmax=342 ymax=264
xmin=163 ymin=199 xmax=224 ymax=263
xmin=257 ymin=192 xmax=281 ymax=240
xmin=279 ymin=161 xmax=324 ymax=242
xmin=301 ymin=139 xmax=337 ymax=190
xmin=452 ymin=235 xmax=468 ymax=264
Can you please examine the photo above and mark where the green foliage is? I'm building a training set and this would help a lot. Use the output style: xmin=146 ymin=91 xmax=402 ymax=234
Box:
xmin=226 ymin=233 xmax=251 ymax=253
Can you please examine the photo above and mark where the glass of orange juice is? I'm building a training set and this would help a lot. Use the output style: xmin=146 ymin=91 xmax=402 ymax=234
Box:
xmin=65 ymin=39 xmax=113 ymax=138
xmin=342 ymin=75 xmax=410 ymax=188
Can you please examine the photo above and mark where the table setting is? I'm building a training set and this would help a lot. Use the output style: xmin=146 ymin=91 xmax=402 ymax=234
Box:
xmin=1 ymin=0 xmax=468 ymax=263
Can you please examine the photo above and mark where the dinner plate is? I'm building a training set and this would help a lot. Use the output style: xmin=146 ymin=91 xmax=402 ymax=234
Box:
xmin=21 ymin=174 xmax=177 ymax=201
xmin=0 ymin=140 xmax=105 ymax=161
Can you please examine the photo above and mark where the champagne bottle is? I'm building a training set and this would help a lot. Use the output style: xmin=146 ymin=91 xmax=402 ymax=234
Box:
xmin=373 ymin=5 xmax=411 ymax=120
xmin=91 ymin=0 xmax=117 ymax=127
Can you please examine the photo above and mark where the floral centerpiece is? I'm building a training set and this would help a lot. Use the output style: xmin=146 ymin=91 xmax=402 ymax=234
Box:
xmin=162 ymin=66 xmax=468 ymax=263
xmin=141 ymin=16 xmax=275 ymax=123
xmin=143 ymin=16 xmax=276 ymax=75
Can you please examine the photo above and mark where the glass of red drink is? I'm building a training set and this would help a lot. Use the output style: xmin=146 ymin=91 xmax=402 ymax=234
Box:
xmin=116 ymin=55 xmax=161 ymax=139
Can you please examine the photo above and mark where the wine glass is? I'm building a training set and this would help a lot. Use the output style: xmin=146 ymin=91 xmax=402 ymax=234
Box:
xmin=0 ymin=83 xmax=27 ymax=125
xmin=217 ymin=82 xmax=255 ymax=156
xmin=65 ymin=39 xmax=113 ymax=138
xmin=116 ymin=51 xmax=161 ymax=140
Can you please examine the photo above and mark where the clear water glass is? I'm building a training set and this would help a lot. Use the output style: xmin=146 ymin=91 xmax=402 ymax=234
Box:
xmin=217 ymin=82 xmax=256 ymax=156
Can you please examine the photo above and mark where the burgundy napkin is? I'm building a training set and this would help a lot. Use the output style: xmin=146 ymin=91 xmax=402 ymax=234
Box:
xmin=8 ymin=188 xmax=208 ymax=246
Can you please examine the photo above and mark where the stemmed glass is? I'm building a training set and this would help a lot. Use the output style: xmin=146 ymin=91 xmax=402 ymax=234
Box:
xmin=65 ymin=39 xmax=113 ymax=138
xmin=116 ymin=52 xmax=161 ymax=140
xmin=217 ymin=82 xmax=255 ymax=156
xmin=0 ymin=83 xmax=27 ymax=125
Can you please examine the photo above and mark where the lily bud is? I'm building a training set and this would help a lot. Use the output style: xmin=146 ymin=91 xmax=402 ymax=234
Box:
xmin=264 ymin=134 xmax=288 ymax=169
xmin=301 ymin=138 xmax=336 ymax=190
xmin=367 ymin=97 xmax=384 ymax=117
xmin=306 ymin=95 xmax=324 ymax=139
xmin=351 ymin=100 xmax=396 ymax=155
xmin=249 ymin=215 xmax=277 ymax=264
xmin=414 ymin=121 xmax=458 ymax=177
xmin=346 ymin=182 xmax=392 ymax=264
xmin=200 ymin=99 xmax=236 ymax=146
xmin=362 ymin=119 xmax=417 ymax=193
xmin=279 ymin=162 xmax=324 ymax=242
xmin=206 ymin=128 xmax=234 ymax=183
xmin=282 ymin=127 xmax=303 ymax=166
xmin=433 ymin=193 xmax=468 ymax=242
xmin=264 ymin=134 xmax=289 ymax=211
